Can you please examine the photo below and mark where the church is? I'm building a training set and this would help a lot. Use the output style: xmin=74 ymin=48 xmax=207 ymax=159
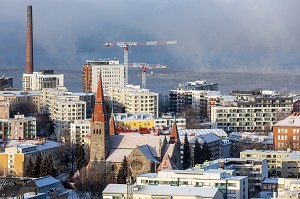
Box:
xmin=87 ymin=74 xmax=181 ymax=182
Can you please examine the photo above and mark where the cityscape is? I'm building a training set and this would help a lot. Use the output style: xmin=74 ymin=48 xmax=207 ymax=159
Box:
xmin=1 ymin=1 xmax=300 ymax=199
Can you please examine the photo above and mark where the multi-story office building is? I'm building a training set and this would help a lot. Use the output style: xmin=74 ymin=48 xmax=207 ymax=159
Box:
xmin=136 ymin=169 xmax=248 ymax=199
xmin=82 ymin=59 xmax=125 ymax=93
xmin=0 ymin=114 xmax=36 ymax=140
xmin=0 ymin=100 xmax=9 ymax=119
xmin=0 ymin=91 xmax=41 ymax=113
xmin=0 ymin=139 xmax=60 ymax=176
xmin=70 ymin=119 xmax=90 ymax=145
xmin=108 ymin=85 xmax=159 ymax=117
xmin=22 ymin=69 xmax=64 ymax=91
xmin=177 ymin=80 xmax=218 ymax=91
xmin=273 ymin=114 xmax=300 ymax=151
xmin=53 ymin=100 xmax=86 ymax=141
xmin=0 ymin=76 xmax=13 ymax=90
xmin=211 ymin=96 xmax=292 ymax=132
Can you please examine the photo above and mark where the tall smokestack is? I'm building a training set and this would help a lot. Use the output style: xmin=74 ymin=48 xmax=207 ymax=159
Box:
xmin=26 ymin=5 xmax=33 ymax=74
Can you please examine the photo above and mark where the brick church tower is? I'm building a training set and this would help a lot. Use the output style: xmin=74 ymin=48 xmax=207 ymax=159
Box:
xmin=89 ymin=73 xmax=110 ymax=162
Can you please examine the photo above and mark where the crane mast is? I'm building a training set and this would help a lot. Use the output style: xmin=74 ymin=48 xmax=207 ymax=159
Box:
xmin=105 ymin=40 xmax=177 ymax=85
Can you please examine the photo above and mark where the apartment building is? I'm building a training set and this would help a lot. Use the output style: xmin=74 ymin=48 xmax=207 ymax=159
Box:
xmin=154 ymin=113 xmax=186 ymax=130
xmin=82 ymin=59 xmax=125 ymax=93
xmin=41 ymin=87 xmax=94 ymax=118
xmin=196 ymin=158 xmax=268 ymax=192
xmin=276 ymin=178 xmax=300 ymax=199
xmin=0 ymin=139 xmax=60 ymax=176
xmin=0 ymin=91 xmax=41 ymax=113
xmin=240 ymin=149 xmax=292 ymax=176
xmin=22 ymin=69 xmax=64 ymax=91
xmin=53 ymin=100 xmax=86 ymax=141
xmin=136 ymin=169 xmax=248 ymax=199
xmin=273 ymin=114 xmax=300 ymax=150
xmin=211 ymin=96 xmax=292 ymax=132
xmin=0 ymin=100 xmax=9 ymax=119
xmin=0 ymin=114 xmax=36 ymax=140
xmin=70 ymin=119 xmax=90 ymax=145
xmin=108 ymin=85 xmax=159 ymax=117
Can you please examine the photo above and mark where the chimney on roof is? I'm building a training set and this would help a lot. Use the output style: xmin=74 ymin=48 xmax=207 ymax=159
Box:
xmin=26 ymin=5 xmax=33 ymax=74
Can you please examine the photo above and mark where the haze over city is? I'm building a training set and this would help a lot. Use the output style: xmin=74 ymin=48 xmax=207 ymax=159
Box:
xmin=0 ymin=0 xmax=300 ymax=74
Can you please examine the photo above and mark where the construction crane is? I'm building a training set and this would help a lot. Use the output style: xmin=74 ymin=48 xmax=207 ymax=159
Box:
xmin=128 ymin=63 xmax=167 ymax=89
xmin=105 ymin=40 xmax=177 ymax=85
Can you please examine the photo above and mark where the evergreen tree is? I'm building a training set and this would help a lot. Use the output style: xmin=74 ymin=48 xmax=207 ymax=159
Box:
xmin=25 ymin=156 xmax=34 ymax=177
xmin=40 ymin=156 xmax=49 ymax=177
xmin=33 ymin=153 xmax=42 ymax=178
xmin=76 ymin=145 xmax=86 ymax=171
xmin=202 ymin=141 xmax=212 ymax=162
xmin=193 ymin=139 xmax=202 ymax=165
xmin=182 ymin=133 xmax=191 ymax=169
xmin=117 ymin=156 xmax=131 ymax=184
xmin=48 ymin=155 xmax=57 ymax=177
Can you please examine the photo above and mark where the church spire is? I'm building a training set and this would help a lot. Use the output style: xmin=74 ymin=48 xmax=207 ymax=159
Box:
xmin=91 ymin=72 xmax=106 ymax=123
xmin=169 ymin=116 xmax=180 ymax=144
xmin=109 ymin=105 xmax=117 ymax=135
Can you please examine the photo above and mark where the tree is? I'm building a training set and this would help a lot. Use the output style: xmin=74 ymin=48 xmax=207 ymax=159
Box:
xmin=193 ymin=139 xmax=202 ymax=165
xmin=76 ymin=145 xmax=87 ymax=171
xmin=117 ymin=156 xmax=131 ymax=184
xmin=40 ymin=156 xmax=49 ymax=177
xmin=202 ymin=141 xmax=212 ymax=162
xmin=25 ymin=156 xmax=34 ymax=177
xmin=33 ymin=153 xmax=42 ymax=178
xmin=182 ymin=134 xmax=191 ymax=169
xmin=179 ymin=107 xmax=201 ymax=129
xmin=48 ymin=155 xmax=57 ymax=177
xmin=9 ymin=97 xmax=36 ymax=117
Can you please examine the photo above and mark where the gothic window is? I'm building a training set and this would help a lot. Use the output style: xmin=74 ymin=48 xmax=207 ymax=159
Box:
xmin=99 ymin=129 xmax=101 ymax=134
xmin=96 ymin=129 xmax=99 ymax=134
xmin=131 ymin=160 xmax=143 ymax=171
xmin=93 ymin=129 xmax=95 ymax=134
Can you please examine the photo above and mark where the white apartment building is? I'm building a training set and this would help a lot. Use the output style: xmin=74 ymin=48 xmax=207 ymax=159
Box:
xmin=53 ymin=100 xmax=86 ymax=141
xmin=154 ymin=112 xmax=186 ymax=129
xmin=108 ymin=85 xmax=159 ymax=117
xmin=136 ymin=169 xmax=248 ymax=199
xmin=70 ymin=119 xmax=90 ymax=145
xmin=211 ymin=106 xmax=292 ymax=132
xmin=22 ymin=70 xmax=64 ymax=91
xmin=82 ymin=59 xmax=125 ymax=93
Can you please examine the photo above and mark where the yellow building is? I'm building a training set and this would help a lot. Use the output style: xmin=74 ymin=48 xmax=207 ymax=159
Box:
xmin=113 ymin=113 xmax=155 ymax=129
xmin=0 ymin=140 xmax=60 ymax=177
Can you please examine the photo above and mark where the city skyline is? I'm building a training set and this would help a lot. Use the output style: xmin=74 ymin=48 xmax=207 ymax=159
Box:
xmin=0 ymin=0 xmax=300 ymax=74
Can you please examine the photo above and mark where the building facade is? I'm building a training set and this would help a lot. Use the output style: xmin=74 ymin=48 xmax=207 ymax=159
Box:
xmin=82 ymin=59 xmax=125 ymax=93
xmin=70 ymin=119 xmax=90 ymax=145
xmin=22 ymin=70 xmax=64 ymax=91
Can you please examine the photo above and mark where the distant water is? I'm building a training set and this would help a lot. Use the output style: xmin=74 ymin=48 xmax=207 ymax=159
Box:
xmin=2 ymin=68 xmax=300 ymax=96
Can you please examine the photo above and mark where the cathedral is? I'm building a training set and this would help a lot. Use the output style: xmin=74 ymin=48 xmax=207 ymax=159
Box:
xmin=88 ymin=74 xmax=181 ymax=182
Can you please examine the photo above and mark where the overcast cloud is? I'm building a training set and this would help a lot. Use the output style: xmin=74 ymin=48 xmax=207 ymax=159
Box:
xmin=0 ymin=0 xmax=299 ymax=74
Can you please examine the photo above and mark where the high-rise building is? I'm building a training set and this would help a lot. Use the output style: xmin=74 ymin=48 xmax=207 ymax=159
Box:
xmin=22 ymin=70 xmax=64 ymax=91
xmin=82 ymin=59 xmax=125 ymax=93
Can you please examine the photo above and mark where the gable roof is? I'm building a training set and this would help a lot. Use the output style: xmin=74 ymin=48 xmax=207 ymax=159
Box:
xmin=138 ymin=145 xmax=160 ymax=164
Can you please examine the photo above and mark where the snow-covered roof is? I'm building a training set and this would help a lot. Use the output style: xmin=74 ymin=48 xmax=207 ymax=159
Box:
xmin=110 ymin=134 xmax=165 ymax=157
xmin=103 ymin=184 xmax=220 ymax=197
xmin=138 ymin=145 xmax=160 ymax=164
xmin=34 ymin=176 xmax=59 ymax=188
xmin=263 ymin=178 xmax=278 ymax=184
xmin=106 ymin=149 xmax=133 ymax=163
xmin=273 ymin=115 xmax=300 ymax=127
xmin=179 ymin=133 xmax=221 ymax=144
xmin=178 ymin=129 xmax=227 ymax=138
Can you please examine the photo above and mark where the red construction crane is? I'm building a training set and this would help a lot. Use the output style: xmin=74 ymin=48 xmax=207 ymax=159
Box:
xmin=105 ymin=40 xmax=177 ymax=85
xmin=128 ymin=63 xmax=167 ymax=88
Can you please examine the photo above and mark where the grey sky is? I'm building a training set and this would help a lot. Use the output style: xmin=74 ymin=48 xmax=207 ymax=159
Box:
xmin=0 ymin=0 xmax=299 ymax=73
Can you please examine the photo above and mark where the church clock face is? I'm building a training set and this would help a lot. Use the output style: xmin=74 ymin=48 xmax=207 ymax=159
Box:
xmin=131 ymin=160 xmax=143 ymax=171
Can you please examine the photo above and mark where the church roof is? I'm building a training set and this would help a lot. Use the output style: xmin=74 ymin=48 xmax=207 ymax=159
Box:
xmin=158 ymin=154 xmax=177 ymax=171
xmin=138 ymin=145 xmax=160 ymax=164
xmin=106 ymin=149 xmax=133 ymax=163
xmin=91 ymin=72 xmax=106 ymax=123
xmin=110 ymin=134 xmax=165 ymax=158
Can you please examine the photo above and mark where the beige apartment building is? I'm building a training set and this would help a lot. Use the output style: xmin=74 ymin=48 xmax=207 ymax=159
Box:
xmin=0 ymin=100 xmax=9 ymax=119
xmin=108 ymin=85 xmax=159 ymax=117
xmin=0 ymin=114 xmax=36 ymax=140
xmin=53 ymin=100 xmax=86 ymax=142
xmin=276 ymin=178 xmax=300 ymax=198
